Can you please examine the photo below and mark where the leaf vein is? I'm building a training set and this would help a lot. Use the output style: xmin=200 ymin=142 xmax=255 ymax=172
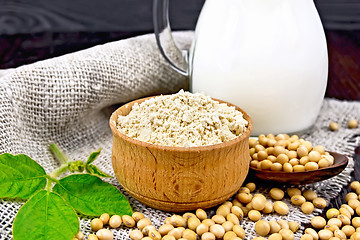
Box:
xmin=50 ymin=194 xmax=77 ymax=233
xmin=44 ymin=192 xmax=49 ymax=239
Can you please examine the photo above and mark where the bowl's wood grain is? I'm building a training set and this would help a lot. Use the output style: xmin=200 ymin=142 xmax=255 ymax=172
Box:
xmin=249 ymin=151 xmax=348 ymax=184
xmin=110 ymin=96 xmax=253 ymax=212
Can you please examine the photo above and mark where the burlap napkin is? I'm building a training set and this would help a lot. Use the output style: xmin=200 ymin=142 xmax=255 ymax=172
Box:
xmin=0 ymin=31 xmax=359 ymax=239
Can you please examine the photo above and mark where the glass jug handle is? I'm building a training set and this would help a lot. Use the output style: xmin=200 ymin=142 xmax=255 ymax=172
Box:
xmin=153 ymin=0 xmax=188 ymax=76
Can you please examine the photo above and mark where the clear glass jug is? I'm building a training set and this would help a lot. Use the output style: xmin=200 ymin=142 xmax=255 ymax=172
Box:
xmin=153 ymin=0 xmax=328 ymax=135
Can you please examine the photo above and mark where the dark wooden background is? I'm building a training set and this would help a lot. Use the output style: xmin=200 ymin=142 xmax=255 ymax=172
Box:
xmin=0 ymin=0 xmax=359 ymax=100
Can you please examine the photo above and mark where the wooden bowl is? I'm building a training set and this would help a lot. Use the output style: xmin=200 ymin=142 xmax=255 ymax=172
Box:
xmin=249 ymin=152 xmax=348 ymax=185
xmin=110 ymin=96 xmax=253 ymax=212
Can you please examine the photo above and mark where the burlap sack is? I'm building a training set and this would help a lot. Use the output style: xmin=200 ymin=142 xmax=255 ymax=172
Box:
xmin=0 ymin=32 xmax=359 ymax=239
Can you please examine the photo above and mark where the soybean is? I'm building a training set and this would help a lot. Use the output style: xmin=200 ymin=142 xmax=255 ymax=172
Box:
xmin=231 ymin=206 xmax=244 ymax=219
xmin=226 ymin=213 xmax=239 ymax=225
xmin=233 ymin=225 xmax=245 ymax=239
xmin=196 ymin=209 xmax=208 ymax=221
xmin=291 ymin=195 xmax=306 ymax=206
xmin=100 ymin=213 xmax=110 ymax=225
xmin=96 ymin=229 xmax=113 ymax=240
xmin=342 ymin=225 xmax=355 ymax=237
xmin=202 ymin=219 xmax=215 ymax=227
xmin=278 ymin=220 xmax=289 ymax=230
xmin=303 ymin=190 xmax=318 ymax=201
xmin=88 ymin=234 xmax=99 ymax=240
xmin=170 ymin=215 xmax=185 ymax=227
xmin=255 ymin=220 xmax=270 ymax=236
xmin=263 ymin=201 xmax=274 ymax=214
xmin=324 ymin=224 xmax=339 ymax=232
xmin=288 ymin=221 xmax=299 ymax=232
xmin=334 ymin=230 xmax=346 ymax=239
xmin=326 ymin=208 xmax=340 ymax=219
xmin=122 ymin=215 xmax=136 ymax=228
xmin=353 ymin=217 xmax=360 ymax=228
xmin=236 ymin=192 xmax=252 ymax=204
xmin=129 ymin=230 xmax=143 ymax=240
xmin=351 ymin=181 xmax=360 ymax=191
xmin=329 ymin=122 xmax=339 ymax=131
xmin=182 ymin=229 xmax=197 ymax=240
xmin=137 ymin=218 xmax=151 ymax=231
xmin=270 ymin=188 xmax=285 ymax=200
xmin=223 ymin=231 xmax=237 ymax=240
xmin=305 ymin=228 xmax=319 ymax=240
xmin=168 ymin=228 xmax=182 ymax=239
xmin=279 ymin=229 xmax=294 ymax=240
xmin=341 ymin=204 xmax=354 ymax=215
xmin=339 ymin=207 xmax=351 ymax=219
xmin=210 ymin=224 xmax=225 ymax=239
xmin=311 ymin=216 xmax=327 ymax=229
xmin=269 ymin=233 xmax=283 ymax=240
xmin=313 ymin=198 xmax=327 ymax=209
xmin=222 ymin=221 xmax=234 ymax=232
xmin=345 ymin=192 xmax=358 ymax=202
xmin=196 ymin=223 xmax=208 ymax=236
xmin=158 ymin=224 xmax=174 ymax=236
xmin=132 ymin=212 xmax=145 ymax=222
xmin=274 ymin=201 xmax=289 ymax=215
xmin=348 ymin=119 xmax=358 ymax=129
xmin=187 ymin=217 xmax=201 ymax=231
xmin=142 ymin=225 xmax=156 ymax=236
xmin=211 ymin=215 xmax=226 ymax=225
xmin=305 ymin=162 xmax=319 ymax=171
xmin=248 ymin=210 xmax=262 ymax=221
xmin=287 ymin=188 xmax=302 ymax=197
xmin=318 ymin=229 xmax=333 ymax=240
xmin=252 ymin=196 xmax=266 ymax=211
xmin=91 ymin=218 xmax=103 ymax=232
xmin=327 ymin=218 xmax=342 ymax=228
xmin=269 ymin=220 xmax=281 ymax=233
xmin=201 ymin=232 xmax=216 ymax=240
xmin=348 ymin=199 xmax=360 ymax=209
xmin=302 ymin=202 xmax=315 ymax=214
xmin=337 ymin=214 xmax=351 ymax=225
xmin=217 ymin=205 xmax=231 ymax=217
xmin=148 ymin=229 xmax=161 ymax=240
xmin=301 ymin=234 xmax=314 ymax=240
xmin=161 ymin=236 xmax=176 ymax=240
xmin=224 ymin=201 xmax=233 ymax=208
xmin=246 ymin=182 xmax=256 ymax=192
xmin=76 ymin=232 xmax=84 ymax=240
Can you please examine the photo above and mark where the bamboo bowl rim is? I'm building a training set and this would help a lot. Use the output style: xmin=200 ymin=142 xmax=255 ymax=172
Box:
xmin=110 ymin=95 xmax=253 ymax=152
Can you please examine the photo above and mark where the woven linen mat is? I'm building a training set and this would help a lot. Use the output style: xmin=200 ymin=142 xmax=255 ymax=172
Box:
xmin=0 ymin=31 xmax=360 ymax=240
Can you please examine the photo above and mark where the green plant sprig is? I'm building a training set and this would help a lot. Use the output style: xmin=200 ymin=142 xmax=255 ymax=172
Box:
xmin=0 ymin=144 xmax=132 ymax=240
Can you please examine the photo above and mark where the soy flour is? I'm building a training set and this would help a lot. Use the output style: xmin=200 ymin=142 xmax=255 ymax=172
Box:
xmin=117 ymin=90 xmax=248 ymax=147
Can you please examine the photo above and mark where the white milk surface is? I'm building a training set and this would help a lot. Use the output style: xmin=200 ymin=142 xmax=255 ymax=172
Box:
xmin=190 ymin=0 xmax=328 ymax=135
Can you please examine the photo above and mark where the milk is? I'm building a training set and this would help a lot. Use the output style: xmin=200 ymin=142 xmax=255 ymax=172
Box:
xmin=189 ymin=0 xmax=328 ymax=136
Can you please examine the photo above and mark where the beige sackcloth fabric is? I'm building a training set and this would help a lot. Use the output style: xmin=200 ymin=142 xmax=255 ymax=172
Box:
xmin=0 ymin=32 xmax=360 ymax=240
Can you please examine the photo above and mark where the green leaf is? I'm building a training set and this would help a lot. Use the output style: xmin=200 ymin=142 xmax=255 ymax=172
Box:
xmin=85 ymin=164 xmax=112 ymax=178
xmin=0 ymin=153 xmax=47 ymax=199
xmin=49 ymin=143 xmax=68 ymax=164
xmin=86 ymin=149 xmax=101 ymax=165
xmin=13 ymin=190 xmax=79 ymax=240
xmin=53 ymin=174 xmax=132 ymax=216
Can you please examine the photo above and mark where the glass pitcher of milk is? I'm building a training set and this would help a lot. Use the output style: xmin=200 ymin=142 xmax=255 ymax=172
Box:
xmin=153 ymin=0 xmax=328 ymax=136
